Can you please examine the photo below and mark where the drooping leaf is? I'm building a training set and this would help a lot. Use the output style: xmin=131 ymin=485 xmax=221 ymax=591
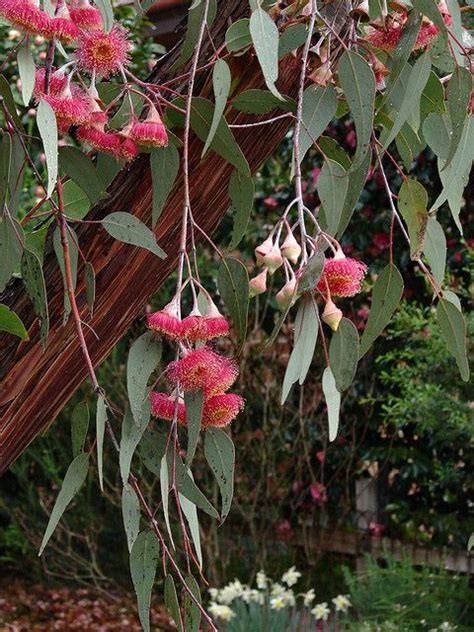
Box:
xmin=202 ymin=59 xmax=231 ymax=156
xmin=37 ymin=99 xmax=58 ymax=198
xmin=228 ymin=170 xmax=255 ymax=249
xmin=71 ymin=401 xmax=89 ymax=459
xmin=122 ymin=483 xmax=141 ymax=553
xmin=17 ymin=43 xmax=35 ymax=106
xmin=317 ymin=159 xmax=348 ymax=236
xmin=232 ymin=89 xmax=294 ymax=114
xmin=96 ymin=395 xmax=107 ymax=492
xmin=170 ymin=0 xmax=217 ymax=70
xmin=84 ymin=262 xmax=96 ymax=316
xmin=0 ymin=216 xmax=24 ymax=293
xmin=21 ymin=248 xmax=49 ymax=347
xmin=61 ymin=181 xmax=90 ymax=220
xmin=436 ymin=298 xmax=469 ymax=382
xmin=179 ymin=490 xmax=202 ymax=568
xmin=0 ymin=304 xmax=29 ymax=340
xmin=337 ymin=149 xmax=371 ymax=237
xmin=204 ymin=427 xmax=235 ymax=521
xmin=278 ymin=23 xmax=307 ymax=58
xmin=249 ymin=8 xmax=282 ymax=100
xmin=318 ymin=137 xmax=351 ymax=170
xmin=443 ymin=290 xmax=461 ymax=311
xmin=329 ymin=318 xmax=359 ymax=392
xmin=184 ymin=391 xmax=203 ymax=468
xmin=395 ymin=123 xmax=425 ymax=171
xmin=420 ymin=71 xmax=446 ymax=115
xmin=296 ymin=85 xmax=337 ymax=169
xmin=53 ymin=226 xmax=78 ymax=323
xmin=127 ymin=332 xmax=162 ymax=425
xmin=160 ymin=455 xmax=175 ymax=549
xmin=0 ymin=74 xmax=24 ymax=130
xmin=423 ymin=218 xmax=446 ymax=286
xmin=338 ymin=51 xmax=375 ymax=168
xmin=130 ymin=530 xmax=160 ymax=632
xmin=225 ymin=18 xmax=252 ymax=53
xmin=101 ymin=212 xmax=166 ymax=258
xmin=443 ymin=67 xmax=472 ymax=170
xmin=398 ymin=178 xmax=429 ymax=259
xmin=217 ymin=257 xmax=249 ymax=351
xmin=58 ymin=146 xmax=106 ymax=204
xmin=297 ymin=251 xmax=325 ymax=295
xmin=39 ymin=453 xmax=90 ymax=555
xmin=359 ymin=264 xmax=404 ymax=358
xmin=322 ymin=367 xmax=341 ymax=442
xmin=95 ymin=0 xmax=113 ymax=32
xmin=0 ymin=132 xmax=12 ymax=211
xmin=183 ymin=574 xmax=201 ymax=632
xmin=165 ymin=575 xmax=183 ymax=632
xmin=150 ymin=144 xmax=179 ymax=227
xmin=281 ymin=296 xmax=318 ymax=403
xmin=120 ymin=404 xmax=150 ymax=484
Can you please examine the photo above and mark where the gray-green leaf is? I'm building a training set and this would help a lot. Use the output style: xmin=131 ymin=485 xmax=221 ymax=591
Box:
xmin=150 ymin=144 xmax=179 ymax=227
xmin=165 ymin=575 xmax=183 ymax=632
xmin=122 ymin=482 xmax=141 ymax=553
xmin=329 ymin=318 xmax=359 ymax=392
xmin=249 ymin=8 xmax=282 ymax=100
xmin=398 ymin=178 xmax=428 ymax=259
xmin=96 ymin=395 xmax=107 ymax=492
xmin=204 ymin=427 xmax=235 ymax=521
xmin=59 ymin=146 xmax=106 ymax=204
xmin=37 ymin=99 xmax=58 ymax=198
xmin=296 ymin=85 xmax=337 ymax=169
xmin=127 ymin=332 xmax=162 ymax=425
xmin=228 ymin=170 xmax=255 ymax=249
xmin=436 ymin=298 xmax=469 ymax=381
xmin=202 ymin=59 xmax=231 ymax=156
xmin=423 ymin=217 xmax=446 ymax=286
xmin=95 ymin=0 xmax=113 ymax=32
xmin=130 ymin=530 xmax=160 ymax=632
xmin=71 ymin=401 xmax=89 ymax=458
xmin=17 ymin=43 xmax=35 ymax=106
xmin=217 ymin=257 xmax=249 ymax=351
xmin=317 ymin=159 xmax=348 ymax=236
xmin=21 ymin=248 xmax=49 ymax=347
xmin=0 ymin=304 xmax=29 ymax=340
xmin=101 ymin=212 xmax=166 ymax=258
xmin=184 ymin=391 xmax=203 ymax=468
xmin=322 ymin=367 xmax=340 ymax=442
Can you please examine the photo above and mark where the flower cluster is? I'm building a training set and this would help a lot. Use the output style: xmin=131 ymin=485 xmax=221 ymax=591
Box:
xmin=147 ymin=297 xmax=244 ymax=429
xmin=1 ymin=0 xmax=168 ymax=161
xmin=207 ymin=567 xmax=352 ymax=626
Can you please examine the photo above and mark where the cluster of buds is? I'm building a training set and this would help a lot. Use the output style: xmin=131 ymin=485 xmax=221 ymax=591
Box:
xmin=147 ymin=297 xmax=244 ymax=429
xmin=1 ymin=0 xmax=169 ymax=161
xmin=251 ymin=224 xmax=367 ymax=333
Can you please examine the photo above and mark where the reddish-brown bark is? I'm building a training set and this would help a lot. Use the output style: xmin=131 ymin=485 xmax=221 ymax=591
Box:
xmin=0 ymin=5 xmax=301 ymax=473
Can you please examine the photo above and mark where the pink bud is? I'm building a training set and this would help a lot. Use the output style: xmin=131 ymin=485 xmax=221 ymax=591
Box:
xmin=263 ymin=243 xmax=283 ymax=275
xmin=249 ymin=269 xmax=268 ymax=298
xmin=255 ymin=236 xmax=273 ymax=266
xmin=276 ymin=278 xmax=297 ymax=310
xmin=281 ymin=232 xmax=301 ymax=265
xmin=322 ymin=300 xmax=343 ymax=332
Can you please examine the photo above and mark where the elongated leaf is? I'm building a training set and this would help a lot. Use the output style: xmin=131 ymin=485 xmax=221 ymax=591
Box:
xmin=17 ymin=43 xmax=35 ymax=106
xmin=127 ymin=332 xmax=162 ymax=425
xmin=329 ymin=318 xmax=359 ymax=392
xmin=338 ymin=51 xmax=375 ymax=168
xmin=122 ymin=483 xmax=141 ymax=553
xmin=39 ymin=453 xmax=89 ymax=555
xmin=165 ymin=575 xmax=183 ymax=632
xmin=337 ymin=149 xmax=371 ymax=237
xmin=322 ymin=367 xmax=340 ymax=442
xmin=184 ymin=574 xmax=201 ymax=632
xmin=184 ymin=391 xmax=203 ymax=468
xmin=203 ymin=59 xmax=231 ymax=156
xmin=0 ymin=216 xmax=24 ymax=292
xmin=217 ymin=257 xmax=249 ymax=351
xmin=0 ymin=74 xmax=24 ymax=130
xmin=61 ymin=180 xmax=90 ymax=220
xmin=130 ymin=530 xmax=160 ymax=632
xmin=297 ymin=251 xmax=325 ymax=295
xmin=398 ymin=178 xmax=428 ymax=259
xmin=0 ymin=304 xmax=29 ymax=340
xmin=225 ymin=18 xmax=252 ymax=52
xmin=171 ymin=0 xmax=217 ymax=70
xmin=96 ymin=396 xmax=107 ymax=492
xmin=53 ymin=226 xmax=78 ymax=323
xmin=228 ymin=171 xmax=255 ymax=249
xmin=37 ymin=100 xmax=58 ymax=198
xmin=383 ymin=53 xmax=431 ymax=149
xmin=0 ymin=132 xmax=11 ymax=211
xmin=296 ymin=85 xmax=337 ymax=169
xmin=420 ymin=71 xmax=446 ymax=115
xmin=150 ymin=145 xmax=179 ymax=227
xmin=21 ymin=248 xmax=49 ymax=347
xmin=436 ymin=298 xmax=469 ymax=381
xmin=102 ymin=212 xmax=166 ymax=258
xmin=120 ymin=404 xmax=150 ymax=484
xmin=71 ymin=401 xmax=89 ymax=459
xmin=278 ymin=23 xmax=307 ymax=58
xmin=317 ymin=159 xmax=348 ymax=236
xmin=95 ymin=0 xmax=113 ymax=32
xmin=179 ymin=491 xmax=202 ymax=568
xmin=59 ymin=146 xmax=106 ymax=204
xmin=281 ymin=297 xmax=318 ymax=404
xmin=318 ymin=137 xmax=351 ymax=170
xmin=232 ymin=89 xmax=294 ymax=114
xmin=84 ymin=262 xmax=95 ymax=316
xmin=204 ymin=427 xmax=235 ymax=521
xmin=423 ymin=217 xmax=446 ymax=286
xmin=359 ymin=264 xmax=404 ymax=358
xmin=443 ymin=67 xmax=472 ymax=170
xmin=160 ymin=455 xmax=175 ymax=549
xmin=249 ymin=8 xmax=282 ymax=99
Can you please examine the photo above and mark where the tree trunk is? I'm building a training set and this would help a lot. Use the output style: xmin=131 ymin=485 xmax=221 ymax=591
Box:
xmin=0 ymin=3 xmax=300 ymax=473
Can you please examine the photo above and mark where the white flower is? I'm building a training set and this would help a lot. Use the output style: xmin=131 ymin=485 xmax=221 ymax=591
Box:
xmin=271 ymin=582 xmax=286 ymax=597
xmin=270 ymin=590 xmax=295 ymax=610
xmin=332 ymin=594 xmax=351 ymax=613
xmin=439 ymin=624 xmax=456 ymax=631
xmin=303 ymin=588 xmax=315 ymax=607
xmin=256 ymin=570 xmax=268 ymax=590
xmin=282 ymin=566 xmax=302 ymax=587
xmin=311 ymin=602 xmax=330 ymax=621
xmin=208 ymin=603 xmax=235 ymax=622
xmin=217 ymin=581 xmax=243 ymax=605
xmin=208 ymin=588 xmax=219 ymax=600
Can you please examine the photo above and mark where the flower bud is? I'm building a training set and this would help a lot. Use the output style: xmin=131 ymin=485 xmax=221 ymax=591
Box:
xmin=249 ymin=269 xmax=268 ymax=298
xmin=255 ymin=236 xmax=273 ymax=266
xmin=322 ymin=300 xmax=343 ymax=332
xmin=276 ymin=278 xmax=297 ymax=310
xmin=263 ymin=243 xmax=283 ymax=275
xmin=281 ymin=232 xmax=301 ymax=265
xmin=350 ymin=0 xmax=370 ymax=22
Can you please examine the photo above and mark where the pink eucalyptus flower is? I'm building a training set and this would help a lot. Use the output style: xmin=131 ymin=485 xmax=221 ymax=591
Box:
xmin=202 ymin=393 xmax=245 ymax=427
xmin=146 ymin=302 xmax=182 ymax=340
xmin=76 ymin=25 xmax=130 ymax=78
xmin=150 ymin=392 xmax=186 ymax=425
xmin=317 ymin=255 xmax=367 ymax=297
xmin=130 ymin=105 xmax=168 ymax=148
